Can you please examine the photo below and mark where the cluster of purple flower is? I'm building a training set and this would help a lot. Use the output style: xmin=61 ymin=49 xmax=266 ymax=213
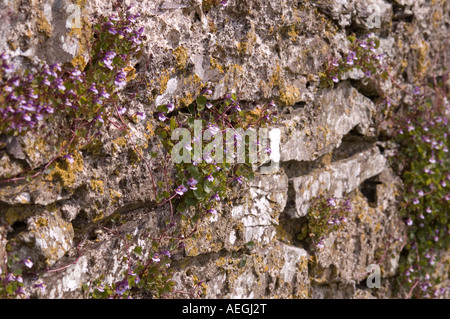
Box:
xmin=325 ymin=34 xmax=383 ymax=85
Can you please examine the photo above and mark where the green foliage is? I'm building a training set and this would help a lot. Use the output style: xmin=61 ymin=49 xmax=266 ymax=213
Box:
xmin=299 ymin=196 xmax=351 ymax=251
xmin=390 ymin=78 xmax=449 ymax=299
xmin=320 ymin=34 xmax=382 ymax=87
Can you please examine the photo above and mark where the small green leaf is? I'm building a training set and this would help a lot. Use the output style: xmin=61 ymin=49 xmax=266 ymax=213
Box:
xmin=133 ymin=246 xmax=143 ymax=255
xmin=196 ymin=95 xmax=207 ymax=110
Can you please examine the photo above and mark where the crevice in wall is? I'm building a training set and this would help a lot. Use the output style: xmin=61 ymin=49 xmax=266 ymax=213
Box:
xmin=359 ymin=175 xmax=381 ymax=208
xmin=349 ymin=79 xmax=380 ymax=101
xmin=331 ymin=128 xmax=376 ymax=162
xmin=281 ymin=156 xmax=325 ymax=179
xmin=6 ymin=220 xmax=27 ymax=240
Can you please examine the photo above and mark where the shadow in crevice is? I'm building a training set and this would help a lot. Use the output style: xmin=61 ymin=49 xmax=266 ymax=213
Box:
xmin=359 ymin=175 xmax=382 ymax=208
xmin=332 ymin=128 xmax=376 ymax=162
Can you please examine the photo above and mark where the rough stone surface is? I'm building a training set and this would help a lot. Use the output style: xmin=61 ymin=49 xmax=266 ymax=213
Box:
xmin=0 ymin=0 xmax=449 ymax=299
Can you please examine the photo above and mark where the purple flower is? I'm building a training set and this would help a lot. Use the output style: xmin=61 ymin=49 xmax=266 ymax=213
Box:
xmin=207 ymin=124 xmax=220 ymax=135
xmin=114 ymin=70 xmax=127 ymax=88
xmin=94 ymin=114 xmax=104 ymax=123
xmin=115 ymin=280 xmax=129 ymax=295
xmin=203 ymin=88 xmax=213 ymax=95
xmin=412 ymin=198 xmax=419 ymax=205
xmin=99 ymin=89 xmax=110 ymax=99
xmin=15 ymin=286 xmax=26 ymax=295
xmin=187 ymin=178 xmax=198 ymax=190
xmin=152 ymin=254 xmax=161 ymax=263
xmin=167 ymin=103 xmax=175 ymax=112
xmin=175 ymin=185 xmax=188 ymax=196
xmin=207 ymin=208 xmax=217 ymax=215
xmin=429 ymin=157 xmax=436 ymax=164
xmin=413 ymin=86 xmax=420 ymax=95
xmin=34 ymin=283 xmax=46 ymax=293
xmin=206 ymin=102 xmax=213 ymax=109
xmin=426 ymin=207 xmax=432 ymax=214
xmin=332 ymin=61 xmax=339 ymax=67
xmin=158 ymin=113 xmax=167 ymax=121
xmin=161 ymin=250 xmax=171 ymax=258
xmin=419 ymin=214 xmax=425 ymax=220
xmin=97 ymin=285 xmax=105 ymax=292
xmin=340 ymin=217 xmax=348 ymax=223
xmin=364 ymin=70 xmax=371 ymax=78
xmin=101 ymin=51 xmax=116 ymax=70
xmin=63 ymin=154 xmax=74 ymax=164
xmin=54 ymin=78 xmax=66 ymax=91
xmin=332 ymin=76 xmax=339 ymax=83
xmin=327 ymin=198 xmax=336 ymax=206
xmin=405 ymin=218 xmax=413 ymax=226
xmin=206 ymin=175 xmax=214 ymax=182
xmin=220 ymin=0 xmax=228 ymax=5
xmin=316 ymin=241 xmax=325 ymax=250
xmin=212 ymin=192 xmax=220 ymax=201
xmin=6 ymin=273 xmax=16 ymax=282
xmin=184 ymin=143 xmax=193 ymax=151
xmin=88 ymin=84 xmax=99 ymax=94
xmin=441 ymin=180 xmax=447 ymax=187
xmin=117 ymin=107 xmax=127 ymax=116
xmin=136 ymin=112 xmax=146 ymax=120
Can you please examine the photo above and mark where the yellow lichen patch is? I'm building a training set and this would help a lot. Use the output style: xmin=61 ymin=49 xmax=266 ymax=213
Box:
xmin=159 ymin=70 xmax=171 ymax=94
xmin=237 ymin=24 xmax=257 ymax=55
xmin=112 ymin=136 xmax=127 ymax=154
xmin=90 ymin=179 xmax=104 ymax=194
xmin=180 ymin=92 xmax=194 ymax=106
xmin=279 ymin=85 xmax=300 ymax=106
xmin=210 ymin=57 xmax=224 ymax=74
xmin=110 ymin=189 xmax=122 ymax=204
xmin=124 ymin=65 xmax=137 ymax=81
xmin=432 ymin=9 xmax=442 ymax=29
xmin=36 ymin=217 xmax=48 ymax=227
xmin=216 ymin=257 xmax=227 ymax=267
xmin=92 ymin=210 xmax=104 ymax=223
xmin=145 ymin=121 xmax=155 ymax=137
xmin=410 ymin=40 xmax=430 ymax=81
xmin=269 ymin=63 xmax=282 ymax=88
xmin=69 ymin=11 xmax=92 ymax=70
xmin=173 ymin=46 xmax=189 ymax=70
xmin=50 ymin=151 xmax=84 ymax=187
xmin=287 ymin=25 xmax=300 ymax=42
xmin=36 ymin=10 xmax=53 ymax=37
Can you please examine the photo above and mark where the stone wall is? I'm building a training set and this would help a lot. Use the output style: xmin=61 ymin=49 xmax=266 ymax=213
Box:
xmin=0 ymin=0 xmax=449 ymax=298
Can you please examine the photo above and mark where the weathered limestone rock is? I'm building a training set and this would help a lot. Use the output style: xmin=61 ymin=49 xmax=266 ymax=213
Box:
xmin=291 ymin=145 xmax=386 ymax=217
xmin=0 ymin=0 xmax=449 ymax=299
